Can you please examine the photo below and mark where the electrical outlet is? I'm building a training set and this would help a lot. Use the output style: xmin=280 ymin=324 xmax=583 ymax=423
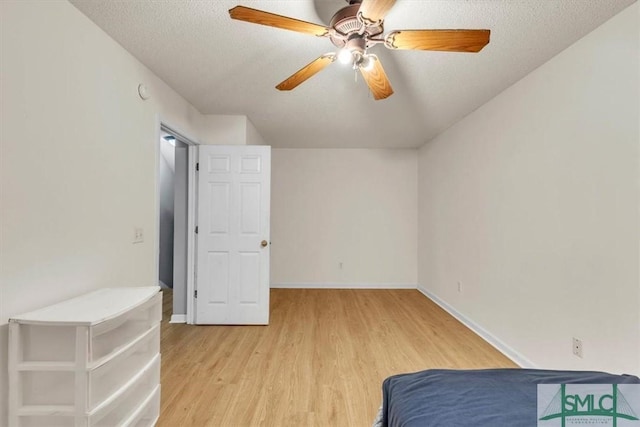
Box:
xmin=457 ymin=281 xmax=462 ymax=293
xmin=572 ymin=337 xmax=583 ymax=358
xmin=133 ymin=227 xmax=144 ymax=244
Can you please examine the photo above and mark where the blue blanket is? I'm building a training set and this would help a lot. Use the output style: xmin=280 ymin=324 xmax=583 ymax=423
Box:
xmin=381 ymin=368 xmax=640 ymax=427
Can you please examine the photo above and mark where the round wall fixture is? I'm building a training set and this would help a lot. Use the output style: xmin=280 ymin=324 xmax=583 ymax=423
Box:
xmin=138 ymin=83 xmax=150 ymax=100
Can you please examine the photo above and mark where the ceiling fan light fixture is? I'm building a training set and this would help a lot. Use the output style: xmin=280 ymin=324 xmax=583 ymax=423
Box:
xmin=359 ymin=54 xmax=376 ymax=71
xmin=337 ymin=48 xmax=354 ymax=65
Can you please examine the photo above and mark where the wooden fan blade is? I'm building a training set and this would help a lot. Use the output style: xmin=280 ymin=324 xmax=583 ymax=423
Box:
xmin=360 ymin=56 xmax=393 ymax=100
xmin=229 ymin=6 xmax=329 ymax=37
xmin=276 ymin=55 xmax=335 ymax=91
xmin=357 ymin=0 xmax=397 ymax=24
xmin=386 ymin=29 xmax=490 ymax=52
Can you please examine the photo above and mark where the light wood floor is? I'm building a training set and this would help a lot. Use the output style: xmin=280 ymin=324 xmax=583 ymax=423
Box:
xmin=159 ymin=289 xmax=517 ymax=427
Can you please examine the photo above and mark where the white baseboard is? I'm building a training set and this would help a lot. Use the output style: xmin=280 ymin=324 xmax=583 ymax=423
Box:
xmin=271 ymin=283 xmax=417 ymax=289
xmin=170 ymin=314 xmax=186 ymax=324
xmin=417 ymin=285 xmax=537 ymax=369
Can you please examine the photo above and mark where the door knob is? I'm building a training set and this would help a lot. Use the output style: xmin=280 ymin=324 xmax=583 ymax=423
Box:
xmin=261 ymin=240 xmax=268 ymax=247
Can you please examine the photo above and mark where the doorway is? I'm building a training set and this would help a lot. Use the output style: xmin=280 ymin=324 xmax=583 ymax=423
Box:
xmin=157 ymin=124 xmax=197 ymax=323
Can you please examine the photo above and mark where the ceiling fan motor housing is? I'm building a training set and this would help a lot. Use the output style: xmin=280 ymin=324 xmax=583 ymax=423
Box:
xmin=329 ymin=4 xmax=383 ymax=49
xmin=345 ymin=34 xmax=366 ymax=55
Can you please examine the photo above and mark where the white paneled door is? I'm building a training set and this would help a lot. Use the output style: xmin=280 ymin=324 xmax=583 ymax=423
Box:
xmin=195 ymin=145 xmax=270 ymax=324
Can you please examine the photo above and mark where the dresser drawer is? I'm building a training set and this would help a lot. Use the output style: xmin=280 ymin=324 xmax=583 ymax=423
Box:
xmin=91 ymin=355 xmax=160 ymax=427
xmin=18 ymin=324 xmax=77 ymax=363
xmin=89 ymin=324 xmax=160 ymax=410
xmin=122 ymin=385 xmax=160 ymax=427
xmin=91 ymin=293 xmax=162 ymax=363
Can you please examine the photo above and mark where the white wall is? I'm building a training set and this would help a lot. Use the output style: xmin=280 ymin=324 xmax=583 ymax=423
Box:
xmin=271 ymin=149 xmax=418 ymax=287
xmin=417 ymin=3 xmax=639 ymax=374
xmin=196 ymin=114 xmax=267 ymax=146
xmin=198 ymin=114 xmax=249 ymax=146
xmin=0 ymin=1 xmax=256 ymax=423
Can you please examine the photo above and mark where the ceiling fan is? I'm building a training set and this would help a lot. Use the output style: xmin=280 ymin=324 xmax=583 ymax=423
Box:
xmin=229 ymin=0 xmax=490 ymax=100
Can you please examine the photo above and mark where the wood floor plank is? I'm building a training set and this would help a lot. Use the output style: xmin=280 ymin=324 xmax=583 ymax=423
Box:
xmin=158 ymin=289 xmax=517 ymax=427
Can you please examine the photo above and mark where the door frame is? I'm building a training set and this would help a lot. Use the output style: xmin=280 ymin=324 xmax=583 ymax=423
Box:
xmin=155 ymin=117 xmax=199 ymax=324
xmin=185 ymin=144 xmax=197 ymax=324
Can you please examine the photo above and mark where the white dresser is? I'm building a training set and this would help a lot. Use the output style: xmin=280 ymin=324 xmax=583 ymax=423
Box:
xmin=8 ymin=286 xmax=162 ymax=427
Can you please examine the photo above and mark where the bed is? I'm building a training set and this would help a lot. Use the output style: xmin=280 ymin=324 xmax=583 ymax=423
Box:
xmin=374 ymin=368 xmax=640 ymax=427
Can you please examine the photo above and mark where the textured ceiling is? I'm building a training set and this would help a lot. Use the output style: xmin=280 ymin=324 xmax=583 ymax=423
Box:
xmin=69 ymin=0 xmax=636 ymax=148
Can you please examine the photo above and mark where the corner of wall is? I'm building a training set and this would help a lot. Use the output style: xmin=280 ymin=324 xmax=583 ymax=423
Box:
xmin=198 ymin=114 xmax=248 ymax=145
xmin=416 ymin=285 xmax=537 ymax=369
xmin=246 ymin=117 xmax=267 ymax=146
